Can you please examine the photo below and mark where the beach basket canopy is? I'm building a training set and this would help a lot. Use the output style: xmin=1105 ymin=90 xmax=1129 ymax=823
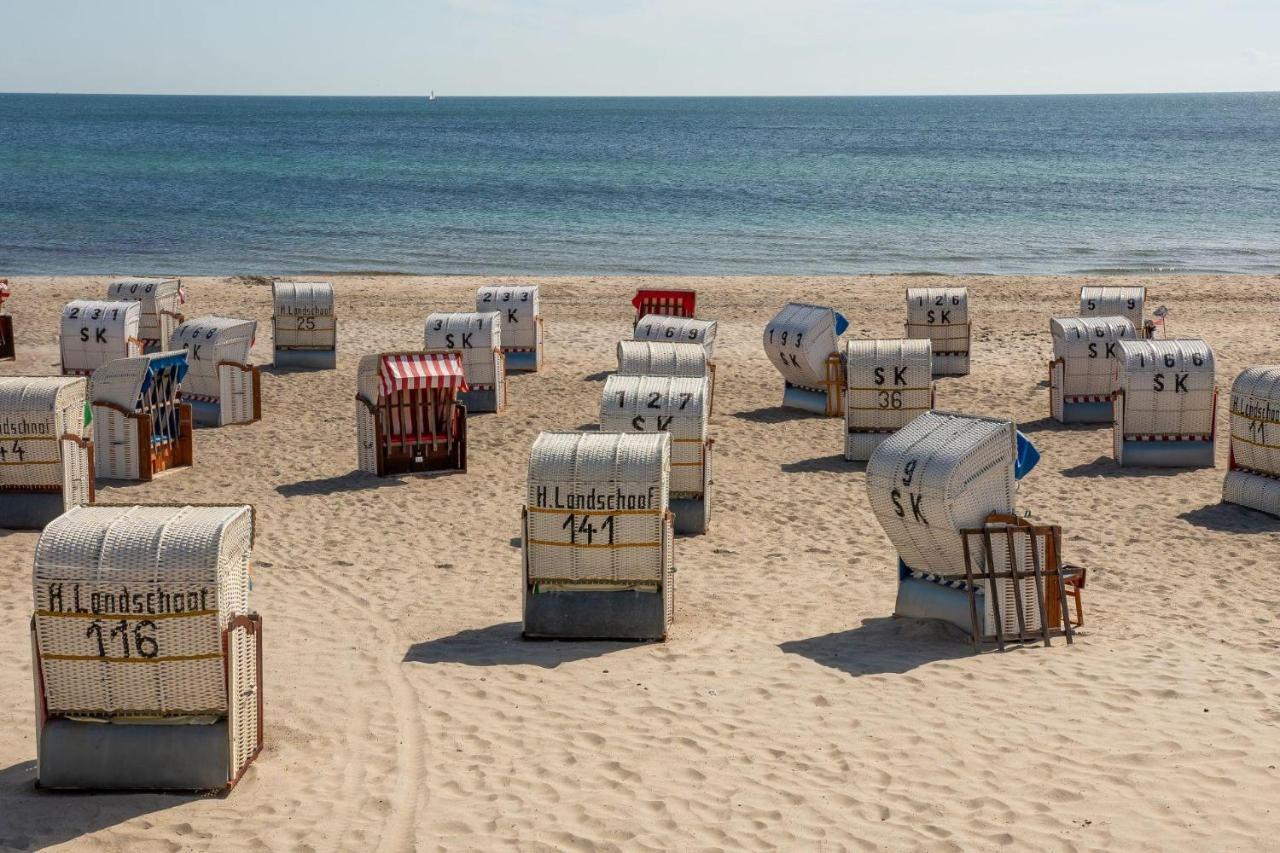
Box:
xmin=634 ymin=315 xmax=718 ymax=359
xmin=764 ymin=302 xmax=848 ymax=388
xmin=378 ymin=352 xmax=467 ymax=396
xmin=1081 ymin=285 xmax=1145 ymax=329
xmin=476 ymin=285 xmax=540 ymax=350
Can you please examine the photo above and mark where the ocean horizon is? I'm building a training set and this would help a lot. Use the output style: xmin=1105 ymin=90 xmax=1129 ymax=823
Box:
xmin=2 ymin=92 xmax=1278 ymax=277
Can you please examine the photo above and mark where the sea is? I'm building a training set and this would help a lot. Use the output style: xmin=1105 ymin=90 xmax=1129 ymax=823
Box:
xmin=1 ymin=92 xmax=1277 ymax=276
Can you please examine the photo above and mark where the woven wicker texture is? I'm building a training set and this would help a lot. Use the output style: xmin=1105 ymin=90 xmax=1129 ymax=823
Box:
xmin=633 ymin=315 xmax=718 ymax=359
xmin=526 ymin=431 xmax=670 ymax=585
xmin=844 ymin=339 xmax=933 ymax=460
xmin=1227 ymin=366 xmax=1280 ymax=476
xmin=0 ymin=376 xmax=90 ymax=505
xmin=272 ymin=281 xmax=335 ymax=351
xmin=1050 ymin=316 xmax=1136 ymax=410
xmin=866 ymin=411 xmax=1017 ymax=577
xmin=960 ymin=524 xmax=1046 ymax=635
xmin=170 ymin=316 xmax=257 ymax=424
xmin=33 ymin=505 xmax=252 ymax=716
xmin=1114 ymin=339 xmax=1215 ymax=437
xmin=90 ymin=352 xmax=188 ymax=480
xmin=763 ymin=302 xmax=841 ymax=388
xmin=106 ymin=278 xmax=182 ymax=348
xmin=905 ymin=287 xmax=970 ymax=362
xmin=600 ymin=375 xmax=709 ymax=496
xmin=616 ymin=341 xmax=709 ymax=378
xmin=476 ymin=285 xmax=540 ymax=350
xmin=59 ymin=300 xmax=142 ymax=376
xmin=424 ymin=312 xmax=503 ymax=388
xmin=1081 ymin=285 xmax=1145 ymax=330
xmin=1224 ymin=469 xmax=1280 ymax=515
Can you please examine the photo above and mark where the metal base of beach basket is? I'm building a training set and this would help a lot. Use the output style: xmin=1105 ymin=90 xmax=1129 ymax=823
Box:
xmin=1117 ymin=439 xmax=1215 ymax=468
xmin=273 ymin=347 xmax=336 ymax=369
xmin=38 ymin=718 xmax=231 ymax=791
xmin=894 ymin=575 xmax=977 ymax=634
xmin=932 ymin=353 xmax=970 ymax=377
xmin=671 ymin=497 xmax=708 ymax=535
xmin=504 ymin=348 xmax=542 ymax=373
xmin=0 ymin=316 xmax=13 ymax=361
xmin=1223 ymin=469 xmax=1280 ymax=518
xmin=845 ymin=430 xmax=892 ymax=462
xmin=782 ymin=383 xmax=841 ymax=416
xmin=1059 ymin=399 xmax=1113 ymax=424
xmin=0 ymin=491 xmax=69 ymax=530
xmin=460 ymin=384 xmax=506 ymax=414
xmin=523 ymin=587 xmax=669 ymax=641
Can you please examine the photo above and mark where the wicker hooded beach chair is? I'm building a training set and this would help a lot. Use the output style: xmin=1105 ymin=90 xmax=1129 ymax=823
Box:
xmin=0 ymin=376 xmax=94 ymax=529
xmin=867 ymin=410 xmax=1080 ymax=648
xmin=424 ymin=311 xmax=507 ymax=413
xmin=107 ymin=278 xmax=184 ymax=353
xmin=31 ymin=505 xmax=263 ymax=790
xmin=356 ymin=352 xmax=468 ymax=475
xmin=1112 ymin=338 xmax=1216 ymax=467
xmin=272 ymin=280 xmax=336 ymax=369
xmin=170 ymin=316 xmax=261 ymax=427
xmin=765 ymin=302 xmax=849 ymax=416
xmin=600 ymin=374 xmax=713 ymax=534
xmin=0 ymin=279 xmax=14 ymax=361
xmin=477 ymin=285 xmax=543 ymax=372
xmin=59 ymin=300 xmax=143 ymax=376
xmin=90 ymin=351 xmax=194 ymax=481
xmin=1080 ymin=285 xmax=1145 ymax=335
xmin=523 ymin=431 xmax=675 ymax=641
xmin=1223 ymin=365 xmax=1280 ymax=518
xmin=905 ymin=287 xmax=970 ymax=376
xmin=844 ymin=338 xmax=935 ymax=461
xmin=1048 ymin=316 xmax=1136 ymax=424
xmin=631 ymin=288 xmax=696 ymax=326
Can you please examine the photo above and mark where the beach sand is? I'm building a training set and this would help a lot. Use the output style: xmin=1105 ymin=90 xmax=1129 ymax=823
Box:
xmin=2 ymin=273 xmax=1278 ymax=852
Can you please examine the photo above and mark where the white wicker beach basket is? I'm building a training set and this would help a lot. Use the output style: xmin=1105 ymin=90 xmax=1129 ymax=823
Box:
xmin=272 ymin=281 xmax=335 ymax=352
xmin=106 ymin=278 xmax=183 ymax=349
xmin=89 ymin=351 xmax=188 ymax=480
xmin=1080 ymin=285 xmax=1144 ymax=331
xmin=59 ymin=300 xmax=142 ymax=376
xmin=866 ymin=411 xmax=1017 ymax=578
xmin=844 ymin=339 xmax=934 ymax=461
xmin=600 ymin=375 xmax=709 ymax=497
xmin=526 ymin=431 xmax=671 ymax=588
xmin=764 ymin=302 xmax=842 ymax=389
xmin=1049 ymin=316 xmax=1135 ymax=419
xmin=616 ymin=341 xmax=709 ymax=379
xmin=905 ymin=287 xmax=970 ymax=375
xmin=1223 ymin=366 xmax=1280 ymax=514
xmin=1113 ymin=339 xmax=1215 ymax=439
xmin=424 ymin=311 xmax=504 ymax=389
xmin=476 ymin=285 xmax=540 ymax=351
xmin=170 ymin=316 xmax=258 ymax=425
xmin=634 ymin=315 xmax=718 ymax=359
xmin=32 ymin=505 xmax=253 ymax=717
xmin=0 ymin=376 xmax=92 ymax=510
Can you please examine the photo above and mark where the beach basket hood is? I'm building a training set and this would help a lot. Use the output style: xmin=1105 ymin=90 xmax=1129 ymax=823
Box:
xmin=634 ymin=315 xmax=718 ymax=359
xmin=866 ymin=411 xmax=1018 ymax=577
xmin=764 ymin=302 xmax=847 ymax=389
xmin=616 ymin=341 xmax=709 ymax=378
xmin=1081 ymin=285 xmax=1145 ymax=330
xmin=59 ymin=300 xmax=142 ymax=375
xmin=476 ymin=285 xmax=540 ymax=350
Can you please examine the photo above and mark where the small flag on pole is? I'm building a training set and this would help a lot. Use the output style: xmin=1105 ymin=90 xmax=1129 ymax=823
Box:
xmin=1151 ymin=305 xmax=1168 ymax=338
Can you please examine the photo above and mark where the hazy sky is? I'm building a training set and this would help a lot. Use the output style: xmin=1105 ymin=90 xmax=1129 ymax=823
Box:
xmin=2 ymin=0 xmax=1278 ymax=96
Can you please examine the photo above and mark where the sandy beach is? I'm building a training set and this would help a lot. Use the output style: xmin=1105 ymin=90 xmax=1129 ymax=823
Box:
xmin=1 ymin=273 xmax=1279 ymax=852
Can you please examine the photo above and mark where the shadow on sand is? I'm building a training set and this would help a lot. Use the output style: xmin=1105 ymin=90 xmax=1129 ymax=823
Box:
xmin=733 ymin=406 xmax=824 ymax=424
xmin=0 ymin=759 xmax=209 ymax=850
xmin=275 ymin=470 xmax=416 ymax=497
xmin=1016 ymin=415 xmax=1107 ymax=435
xmin=1179 ymin=502 xmax=1280 ymax=534
xmin=1059 ymin=455 xmax=1184 ymax=479
xmin=582 ymin=371 xmax=612 ymax=383
xmin=779 ymin=616 xmax=974 ymax=677
xmin=404 ymin=622 xmax=641 ymax=669
xmin=780 ymin=454 xmax=860 ymax=474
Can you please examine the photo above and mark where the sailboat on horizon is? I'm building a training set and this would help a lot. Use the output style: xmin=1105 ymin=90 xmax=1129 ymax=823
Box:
xmin=428 ymin=90 xmax=436 ymax=102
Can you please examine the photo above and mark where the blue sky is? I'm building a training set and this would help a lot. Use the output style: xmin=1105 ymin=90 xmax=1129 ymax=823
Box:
xmin=2 ymin=0 xmax=1278 ymax=96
